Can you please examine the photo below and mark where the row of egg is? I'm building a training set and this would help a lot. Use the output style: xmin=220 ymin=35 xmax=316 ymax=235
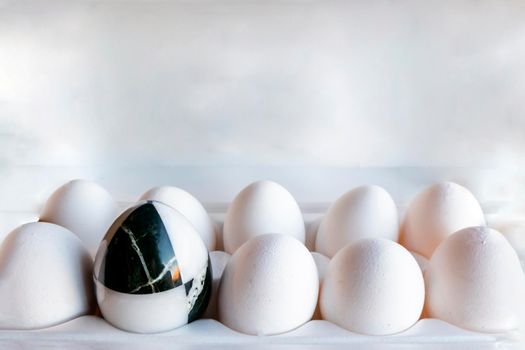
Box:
xmin=0 ymin=179 xmax=522 ymax=336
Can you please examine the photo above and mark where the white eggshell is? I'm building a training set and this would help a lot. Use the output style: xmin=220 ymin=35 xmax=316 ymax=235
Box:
xmin=311 ymin=252 xmax=330 ymax=320
xmin=223 ymin=181 xmax=305 ymax=254
xmin=218 ymin=234 xmax=318 ymax=335
xmin=139 ymin=186 xmax=217 ymax=251
xmin=321 ymin=238 xmax=424 ymax=335
xmin=202 ymin=251 xmax=231 ymax=319
xmin=40 ymin=179 xmax=120 ymax=257
xmin=315 ymin=185 xmax=399 ymax=258
xmin=425 ymin=226 xmax=525 ymax=332
xmin=400 ymin=182 xmax=485 ymax=258
xmin=0 ymin=222 xmax=95 ymax=329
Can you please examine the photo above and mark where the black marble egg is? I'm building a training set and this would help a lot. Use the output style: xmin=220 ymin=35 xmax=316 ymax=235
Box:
xmin=93 ymin=200 xmax=212 ymax=333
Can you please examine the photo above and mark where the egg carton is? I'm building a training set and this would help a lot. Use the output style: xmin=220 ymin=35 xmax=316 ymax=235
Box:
xmin=0 ymin=316 xmax=519 ymax=350
xmin=0 ymin=165 xmax=523 ymax=350
xmin=0 ymin=212 xmax=523 ymax=350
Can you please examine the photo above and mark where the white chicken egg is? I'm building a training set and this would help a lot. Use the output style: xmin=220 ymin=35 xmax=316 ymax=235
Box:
xmin=315 ymin=185 xmax=399 ymax=258
xmin=400 ymin=182 xmax=485 ymax=258
xmin=40 ymin=179 xmax=120 ymax=257
xmin=139 ymin=186 xmax=217 ymax=251
xmin=0 ymin=222 xmax=95 ymax=329
xmin=223 ymin=180 xmax=305 ymax=254
xmin=218 ymin=234 xmax=318 ymax=335
xmin=320 ymin=238 xmax=424 ymax=335
xmin=202 ymin=250 xmax=231 ymax=319
xmin=311 ymin=252 xmax=330 ymax=320
xmin=425 ymin=226 xmax=525 ymax=332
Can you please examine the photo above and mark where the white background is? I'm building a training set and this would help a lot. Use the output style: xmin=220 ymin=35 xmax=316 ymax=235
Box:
xmin=0 ymin=0 xmax=524 ymax=211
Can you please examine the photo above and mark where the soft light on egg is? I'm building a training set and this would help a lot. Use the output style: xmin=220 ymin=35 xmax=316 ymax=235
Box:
xmin=218 ymin=234 xmax=318 ymax=335
xmin=320 ymin=238 xmax=424 ymax=335
xmin=425 ymin=226 xmax=524 ymax=332
xmin=400 ymin=182 xmax=485 ymax=258
xmin=223 ymin=180 xmax=305 ymax=254
xmin=316 ymin=185 xmax=399 ymax=258
xmin=40 ymin=179 xmax=120 ymax=257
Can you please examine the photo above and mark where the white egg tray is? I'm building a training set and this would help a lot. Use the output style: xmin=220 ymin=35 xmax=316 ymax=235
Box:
xmin=0 ymin=212 xmax=522 ymax=350
xmin=0 ymin=166 xmax=523 ymax=350
xmin=0 ymin=316 xmax=518 ymax=350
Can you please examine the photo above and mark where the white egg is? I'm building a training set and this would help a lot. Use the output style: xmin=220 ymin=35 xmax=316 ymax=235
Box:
xmin=202 ymin=250 xmax=231 ymax=319
xmin=0 ymin=222 xmax=95 ymax=329
xmin=400 ymin=182 xmax=485 ymax=258
xmin=425 ymin=226 xmax=524 ymax=332
xmin=321 ymin=239 xmax=424 ymax=335
xmin=40 ymin=179 xmax=120 ymax=257
xmin=315 ymin=185 xmax=399 ymax=258
xmin=311 ymin=252 xmax=330 ymax=320
xmin=223 ymin=180 xmax=305 ymax=254
xmin=218 ymin=234 xmax=318 ymax=335
xmin=140 ymin=186 xmax=217 ymax=250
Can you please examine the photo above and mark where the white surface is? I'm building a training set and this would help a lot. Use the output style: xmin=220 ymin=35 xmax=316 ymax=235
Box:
xmin=316 ymin=185 xmax=399 ymax=258
xmin=1 ymin=0 xmax=525 ymax=170
xmin=0 ymin=316 xmax=515 ymax=349
xmin=140 ymin=186 xmax=217 ymax=251
xmin=218 ymin=234 xmax=318 ymax=335
xmin=223 ymin=180 xmax=305 ymax=254
xmin=425 ymin=226 xmax=525 ymax=332
xmin=321 ymin=239 xmax=425 ymax=335
xmin=0 ymin=222 xmax=94 ymax=329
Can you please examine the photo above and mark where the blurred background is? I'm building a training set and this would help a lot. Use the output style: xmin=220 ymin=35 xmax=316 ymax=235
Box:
xmin=0 ymin=0 xmax=524 ymax=214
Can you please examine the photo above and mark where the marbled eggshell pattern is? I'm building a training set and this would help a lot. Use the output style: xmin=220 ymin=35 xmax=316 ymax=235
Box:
xmin=94 ymin=200 xmax=211 ymax=333
xmin=400 ymin=182 xmax=485 ymax=258
xmin=40 ymin=179 xmax=120 ymax=257
xmin=425 ymin=226 xmax=525 ymax=332
xmin=202 ymin=250 xmax=231 ymax=319
xmin=321 ymin=239 xmax=424 ymax=335
xmin=139 ymin=186 xmax=217 ymax=251
xmin=223 ymin=180 xmax=305 ymax=254
xmin=315 ymin=185 xmax=399 ymax=258
xmin=0 ymin=222 xmax=95 ymax=329
xmin=218 ymin=234 xmax=318 ymax=335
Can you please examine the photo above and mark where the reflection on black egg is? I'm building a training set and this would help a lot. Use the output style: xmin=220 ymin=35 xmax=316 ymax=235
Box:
xmin=93 ymin=200 xmax=212 ymax=333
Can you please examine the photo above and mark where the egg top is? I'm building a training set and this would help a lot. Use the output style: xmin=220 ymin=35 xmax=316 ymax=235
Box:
xmin=223 ymin=180 xmax=305 ymax=254
xmin=315 ymin=185 xmax=399 ymax=258
xmin=400 ymin=182 xmax=485 ymax=258
xmin=139 ymin=186 xmax=217 ymax=251
xmin=93 ymin=200 xmax=211 ymax=321
xmin=40 ymin=179 xmax=120 ymax=257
